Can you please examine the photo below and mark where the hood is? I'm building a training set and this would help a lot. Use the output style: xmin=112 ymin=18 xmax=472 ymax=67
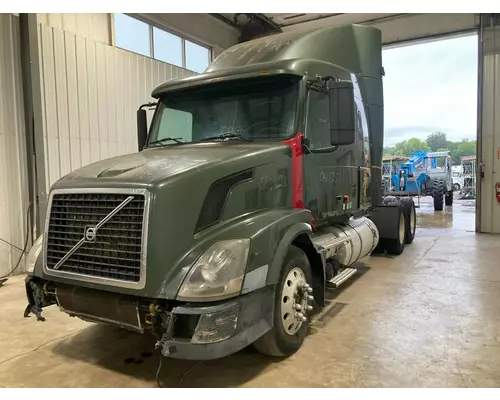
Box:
xmin=53 ymin=142 xmax=283 ymax=189
xmin=40 ymin=140 xmax=294 ymax=299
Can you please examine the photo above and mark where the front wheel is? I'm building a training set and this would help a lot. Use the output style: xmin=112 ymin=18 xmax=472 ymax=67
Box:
xmin=253 ymin=245 xmax=313 ymax=357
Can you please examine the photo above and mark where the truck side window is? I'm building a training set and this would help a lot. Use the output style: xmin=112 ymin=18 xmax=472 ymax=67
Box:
xmin=157 ymin=107 xmax=193 ymax=142
xmin=306 ymin=91 xmax=331 ymax=150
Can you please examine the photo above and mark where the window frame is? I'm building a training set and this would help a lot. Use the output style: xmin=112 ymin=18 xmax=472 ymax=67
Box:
xmin=113 ymin=13 xmax=213 ymax=73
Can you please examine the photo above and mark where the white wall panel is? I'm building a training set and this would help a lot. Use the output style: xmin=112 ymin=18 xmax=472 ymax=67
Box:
xmin=479 ymin=54 xmax=500 ymax=233
xmin=37 ymin=23 xmax=197 ymax=191
xmin=0 ymin=14 xmax=30 ymax=276
xmin=37 ymin=13 xmax=111 ymax=45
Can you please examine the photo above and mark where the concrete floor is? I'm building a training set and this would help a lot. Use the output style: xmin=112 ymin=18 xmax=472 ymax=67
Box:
xmin=1 ymin=195 xmax=500 ymax=388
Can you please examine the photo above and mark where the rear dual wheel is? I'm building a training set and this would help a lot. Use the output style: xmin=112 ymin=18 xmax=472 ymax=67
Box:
xmin=399 ymin=197 xmax=416 ymax=244
xmin=382 ymin=204 xmax=406 ymax=255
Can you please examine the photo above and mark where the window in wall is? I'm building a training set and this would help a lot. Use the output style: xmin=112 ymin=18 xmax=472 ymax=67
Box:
xmin=114 ymin=13 xmax=151 ymax=57
xmin=153 ymin=27 xmax=183 ymax=67
xmin=114 ymin=14 xmax=212 ymax=73
xmin=185 ymin=40 xmax=210 ymax=73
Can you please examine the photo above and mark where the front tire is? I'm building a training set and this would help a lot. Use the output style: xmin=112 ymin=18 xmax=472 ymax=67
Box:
xmin=253 ymin=245 xmax=313 ymax=357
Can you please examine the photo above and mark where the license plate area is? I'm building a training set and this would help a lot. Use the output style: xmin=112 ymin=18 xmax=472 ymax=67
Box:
xmin=55 ymin=285 xmax=143 ymax=333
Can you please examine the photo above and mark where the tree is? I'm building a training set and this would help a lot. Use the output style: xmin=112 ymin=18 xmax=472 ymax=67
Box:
xmin=426 ymin=131 xmax=448 ymax=152
xmin=393 ymin=140 xmax=408 ymax=156
xmin=406 ymin=138 xmax=430 ymax=155
xmin=386 ymin=138 xmax=430 ymax=157
xmin=383 ymin=146 xmax=396 ymax=156
xmin=455 ymin=139 xmax=476 ymax=160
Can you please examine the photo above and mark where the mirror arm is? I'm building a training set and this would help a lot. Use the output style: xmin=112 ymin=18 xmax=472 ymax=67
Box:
xmin=139 ymin=102 xmax=157 ymax=111
xmin=301 ymin=136 xmax=312 ymax=154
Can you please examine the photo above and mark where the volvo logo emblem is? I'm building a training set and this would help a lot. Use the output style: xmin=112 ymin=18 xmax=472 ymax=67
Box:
xmin=84 ymin=226 xmax=97 ymax=242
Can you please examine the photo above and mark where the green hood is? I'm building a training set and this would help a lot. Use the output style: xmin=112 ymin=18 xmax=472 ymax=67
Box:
xmin=53 ymin=143 xmax=284 ymax=189
xmin=44 ymin=141 xmax=294 ymax=299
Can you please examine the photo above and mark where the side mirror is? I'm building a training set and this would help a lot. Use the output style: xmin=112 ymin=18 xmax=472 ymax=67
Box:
xmin=137 ymin=102 xmax=157 ymax=151
xmin=137 ymin=108 xmax=148 ymax=151
xmin=329 ymin=81 xmax=356 ymax=146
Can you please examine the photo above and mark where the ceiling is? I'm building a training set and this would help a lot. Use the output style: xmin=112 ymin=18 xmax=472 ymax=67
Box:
xmin=216 ymin=13 xmax=406 ymax=31
xmin=212 ymin=13 xmax=480 ymax=47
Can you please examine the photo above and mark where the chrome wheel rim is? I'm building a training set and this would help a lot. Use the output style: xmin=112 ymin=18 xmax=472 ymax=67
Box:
xmin=399 ymin=214 xmax=405 ymax=245
xmin=280 ymin=267 xmax=313 ymax=335
xmin=410 ymin=206 xmax=415 ymax=234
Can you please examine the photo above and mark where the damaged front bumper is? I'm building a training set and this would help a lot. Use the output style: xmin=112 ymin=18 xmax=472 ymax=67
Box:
xmin=24 ymin=276 xmax=274 ymax=360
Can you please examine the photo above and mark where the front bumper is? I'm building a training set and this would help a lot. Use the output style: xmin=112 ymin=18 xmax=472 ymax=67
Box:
xmin=24 ymin=276 xmax=274 ymax=361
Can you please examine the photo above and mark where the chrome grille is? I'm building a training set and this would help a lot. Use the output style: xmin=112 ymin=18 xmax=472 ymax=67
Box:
xmin=46 ymin=191 xmax=146 ymax=283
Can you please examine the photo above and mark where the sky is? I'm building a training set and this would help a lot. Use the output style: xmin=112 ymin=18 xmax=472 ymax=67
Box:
xmin=382 ymin=33 xmax=478 ymax=147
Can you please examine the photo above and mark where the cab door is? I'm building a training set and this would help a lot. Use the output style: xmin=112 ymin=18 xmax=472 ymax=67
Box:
xmin=302 ymin=88 xmax=359 ymax=224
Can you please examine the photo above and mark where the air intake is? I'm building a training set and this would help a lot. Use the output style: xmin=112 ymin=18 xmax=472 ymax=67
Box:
xmin=195 ymin=169 xmax=254 ymax=233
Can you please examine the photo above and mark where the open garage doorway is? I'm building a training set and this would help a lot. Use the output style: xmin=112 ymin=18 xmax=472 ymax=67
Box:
xmin=381 ymin=33 xmax=479 ymax=233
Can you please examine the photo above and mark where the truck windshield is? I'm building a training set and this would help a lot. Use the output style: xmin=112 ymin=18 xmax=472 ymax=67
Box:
xmin=146 ymin=75 xmax=299 ymax=147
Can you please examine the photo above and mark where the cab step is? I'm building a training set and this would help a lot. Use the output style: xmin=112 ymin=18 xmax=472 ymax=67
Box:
xmin=327 ymin=267 xmax=357 ymax=288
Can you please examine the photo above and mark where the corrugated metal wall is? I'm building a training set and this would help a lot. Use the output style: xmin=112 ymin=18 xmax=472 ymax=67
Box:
xmin=480 ymin=53 xmax=500 ymax=233
xmin=37 ymin=13 xmax=112 ymax=45
xmin=37 ymin=23 xmax=197 ymax=191
xmin=0 ymin=14 xmax=30 ymax=276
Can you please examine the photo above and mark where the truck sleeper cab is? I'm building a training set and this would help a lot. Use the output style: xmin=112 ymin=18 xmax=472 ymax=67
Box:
xmin=24 ymin=24 xmax=416 ymax=361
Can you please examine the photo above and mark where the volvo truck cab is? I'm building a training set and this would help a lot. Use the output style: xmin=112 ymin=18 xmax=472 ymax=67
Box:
xmin=24 ymin=24 xmax=416 ymax=360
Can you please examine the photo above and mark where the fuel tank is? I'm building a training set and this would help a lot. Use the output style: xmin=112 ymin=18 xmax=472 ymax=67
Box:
xmin=312 ymin=216 xmax=379 ymax=267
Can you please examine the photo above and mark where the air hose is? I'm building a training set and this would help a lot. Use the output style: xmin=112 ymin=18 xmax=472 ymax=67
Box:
xmin=0 ymin=202 xmax=33 ymax=281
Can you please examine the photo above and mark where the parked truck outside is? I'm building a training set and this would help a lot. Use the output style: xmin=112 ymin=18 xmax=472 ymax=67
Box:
xmin=24 ymin=24 xmax=416 ymax=361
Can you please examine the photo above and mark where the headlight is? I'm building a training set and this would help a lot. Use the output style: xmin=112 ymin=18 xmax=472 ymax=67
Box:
xmin=26 ymin=235 xmax=43 ymax=275
xmin=177 ymin=239 xmax=250 ymax=301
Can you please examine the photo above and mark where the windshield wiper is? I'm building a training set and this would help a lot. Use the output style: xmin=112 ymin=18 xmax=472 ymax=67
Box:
xmin=199 ymin=132 xmax=251 ymax=142
xmin=148 ymin=137 xmax=185 ymax=147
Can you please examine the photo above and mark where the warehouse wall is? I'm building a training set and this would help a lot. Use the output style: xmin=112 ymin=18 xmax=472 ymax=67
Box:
xmin=479 ymin=22 xmax=500 ymax=234
xmin=37 ymin=21 xmax=197 ymax=192
xmin=0 ymin=14 xmax=30 ymax=276
xmin=37 ymin=13 xmax=111 ymax=45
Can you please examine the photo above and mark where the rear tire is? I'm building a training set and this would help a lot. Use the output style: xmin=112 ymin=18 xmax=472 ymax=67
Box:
xmin=383 ymin=202 xmax=406 ymax=255
xmin=382 ymin=196 xmax=398 ymax=205
xmin=445 ymin=191 xmax=453 ymax=206
xmin=399 ymin=197 xmax=416 ymax=244
xmin=433 ymin=180 xmax=444 ymax=211
xmin=253 ymin=245 xmax=313 ymax=357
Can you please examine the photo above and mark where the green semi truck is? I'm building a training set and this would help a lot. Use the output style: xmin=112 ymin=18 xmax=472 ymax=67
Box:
xmin=24 ymin=24 xmax=416 ymax=360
